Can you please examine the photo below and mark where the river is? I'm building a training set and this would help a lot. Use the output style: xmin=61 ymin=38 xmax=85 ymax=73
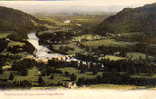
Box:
xmin=27 ymin=32 xmax=64 ymax=59
xmin=27 ymin=32 xmax=78 ymax=61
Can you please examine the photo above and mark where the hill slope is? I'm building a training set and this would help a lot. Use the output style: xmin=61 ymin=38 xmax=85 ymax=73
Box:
xmin=97 ymin=3 xmax=156 ymax=34
xmin=0 ymin=6 xmax=40 ymax=32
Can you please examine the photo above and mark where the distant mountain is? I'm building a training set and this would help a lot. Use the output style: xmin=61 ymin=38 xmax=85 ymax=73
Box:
xmin=0 ymin=6 xmax=40 ymax=32
xmin=97 ymin=3 xmax=156 ymax=34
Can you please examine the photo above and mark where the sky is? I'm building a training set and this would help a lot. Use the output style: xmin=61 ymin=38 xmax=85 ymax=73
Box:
xmin=0 ymin=0 xmax=155 ymax=15
xmin=0 ymin=0 xmax=155 ymax=6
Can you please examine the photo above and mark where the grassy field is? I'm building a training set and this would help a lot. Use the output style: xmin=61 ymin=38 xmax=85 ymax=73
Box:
xmin=57 ymin=67 xmax=80 ymax=74
xmin=72 ymin=34 xmax=103 ymax=41
xmin=81 ymin=39 xmax=132 ymax=48
xmin=8 ymin=41 xmax=25 ymax=47
xmin=126 ymin=52 xmax=154 ymax=60
xmin=51 ymin=42 xmax=86 ymax=55
xmin=86 ymin=84 xmax=146 ymax=90
xmin=14 ymin=67 xmax=40 ymax=85
xmin=101 ymin=55 xmax=127 ymax=61
xmin=0 ymin=32 xmax=12 ymax=39
xmin=57 ymin=67 xmax=103 ymax=81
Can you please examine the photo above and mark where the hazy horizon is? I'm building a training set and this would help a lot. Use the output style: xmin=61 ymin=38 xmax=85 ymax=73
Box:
xmin=0 ymin=1 xmax=155 ymax=16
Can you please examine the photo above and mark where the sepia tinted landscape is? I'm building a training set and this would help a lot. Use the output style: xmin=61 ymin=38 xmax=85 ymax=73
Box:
xmin=0 ymin=1 xmax=156 ymax=90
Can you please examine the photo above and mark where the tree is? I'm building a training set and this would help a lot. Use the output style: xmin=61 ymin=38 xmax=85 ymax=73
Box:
xmin=20 ymin=80 xmax=32 ymax=88
xmin=0 ymin=66 xmax=3 ymax=74
xmin=9 ymin=73 xmax=14 ymax=80
xmin=70 ymin=73 xmax=77 ymax=81
xmin=42 ymin=65 xmax=53 ymax=76
xmin=77 ymin=77 xmax=85 ymax=86
xmin=64 ymin=72 xmax=69 ymax=76
xmin=19 ymin=69 xmax=28 ymax=76
xmin=50 ymin=75 xmax=54 ymax=79
xmin=38 ymin=76 xmax=45 ymax=86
